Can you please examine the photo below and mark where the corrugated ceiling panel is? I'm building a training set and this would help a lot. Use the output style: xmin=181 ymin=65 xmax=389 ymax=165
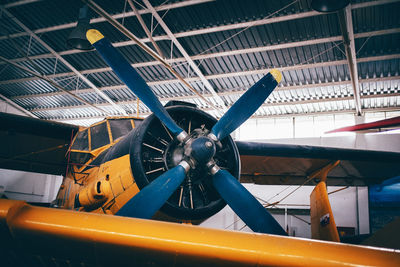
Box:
xmin=352 ymin=1 xmax=400 ymax=33
xmin=358 ymin=58 xmax=399 ymax=79
xmin=0 ymin=0 xmax=398 ymax=121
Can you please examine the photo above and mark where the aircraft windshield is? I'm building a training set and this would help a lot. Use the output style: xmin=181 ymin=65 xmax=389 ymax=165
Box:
xmin=70 ymin=118 xmax=142 ymax=153
xmin=109 ymin=119 xmax=132 ymax=141
xmin=90 ymin=122 xmax=110 ymax=150
xmin=71 ymin=129 xmax=89 ymax=151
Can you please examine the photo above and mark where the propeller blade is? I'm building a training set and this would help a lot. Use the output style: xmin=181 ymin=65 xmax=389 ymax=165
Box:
xmin=87 ymin=29 xmax=184 ymax=137
xmin=116 ymin=163 xmax=188 ymax=219
xmin=212 ymin=169 xmax=287 ymax=235
xmin=210 ymin=70 xmax=281 ymax=141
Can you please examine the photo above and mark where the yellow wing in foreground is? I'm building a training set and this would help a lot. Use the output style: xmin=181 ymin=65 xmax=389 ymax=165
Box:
xmin=1 ymin=199 xmax=399 ymax=266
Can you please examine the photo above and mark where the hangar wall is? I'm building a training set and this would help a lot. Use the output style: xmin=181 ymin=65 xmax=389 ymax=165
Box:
xmin=235 ymin=112 xmax=400 ymax=142
xmin=201 ymin=184 xmax=369 ymax=238
xmin=0 ymin=168 xmax=62 ymax=203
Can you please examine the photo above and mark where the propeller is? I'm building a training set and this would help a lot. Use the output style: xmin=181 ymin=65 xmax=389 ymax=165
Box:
xmin=89 ymin=29 xmax=286 ymax=235
xmin=212 ymin=168 xmax=287 ymax=235
xmin=87 ymin=29 xmax=185 ymax=138
xmin=116 ymin=162 xmax=189 ymax=219
xmin=209 ymin=70 xmax=281 ymax=141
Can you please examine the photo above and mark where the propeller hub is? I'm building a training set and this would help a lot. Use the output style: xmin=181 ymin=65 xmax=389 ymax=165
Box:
xmin=190 ymin=136 xmax=216 ymax=164
xmin=205 ymin=141 xmax=213 ymax=148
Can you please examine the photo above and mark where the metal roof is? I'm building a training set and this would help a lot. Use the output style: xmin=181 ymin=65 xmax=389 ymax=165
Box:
xmin=0 ymin=0 xmax=399 ymax=125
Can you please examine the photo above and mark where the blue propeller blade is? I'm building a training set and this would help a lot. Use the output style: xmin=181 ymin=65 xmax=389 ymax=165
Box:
xmin=212 ymin=169 xmax=287 ymax=235
xmin=87 ymin=30 xmax=183 ymax=137
xmin=210 ymin=70 xmax=281 ymax=141
xmin=116 ymin=164 xmax=187 ymax=219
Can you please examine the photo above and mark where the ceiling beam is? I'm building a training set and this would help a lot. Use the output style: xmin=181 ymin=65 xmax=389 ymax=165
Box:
xmin=30 ymin=92 xmax=400 ymax=113
xmin=141 ymin=0 xmax=227 ymax=112
xmin=1 ymin=0 xmax=397 ymax=42
xmin=3 ymin=0 xmax=41 ymax=9
xmin=26 ymin=76 xmax=400 ymax=113
xmin=2 ymin=27 xmax=398 ymax=68
xmin=0 ymin=35 xmax=348 ymax=79
xmin=84 ymin=0 xmax=223 ymax=113
xmin=9 ymin=54 xmax=400 ymax=100
xmin=53 ymin=102 xmax=400 ymax=123
xmin=1 ymin=3 xmax=398 ymax=66
xmin=127 ymin=0 xmax=165 ymax=58
xmin=8 ymin=59 xmax=348 ymax=99
xmin=338 ymin=5 xmax=362 ymax=115
xmin=0 ymin=7 xmax=127 ymax=116
xmin=0 ymin=0 xmax=214 ymax=41
xmin=11 ymin=77 xmax=349 ymax=100
xmin=350 ymin=0 xmax=400 ymax=9
xmin=1 ymin=26 xmax=398 ymax=85
xmin=0 ymin=55 xmax=106 ymax=114
xmin=170 ymin=0 xmax=399 ymax=38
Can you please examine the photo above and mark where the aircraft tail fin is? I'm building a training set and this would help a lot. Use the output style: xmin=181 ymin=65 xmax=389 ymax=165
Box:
xmin=310 ymin=181 xmax=340 ymax=242
xmin=309 ymin=161 xmax=340 ymax=242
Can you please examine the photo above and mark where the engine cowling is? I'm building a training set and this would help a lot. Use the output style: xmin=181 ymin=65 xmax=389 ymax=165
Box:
xmin=130 ymin=104 xmax=241 ymax=220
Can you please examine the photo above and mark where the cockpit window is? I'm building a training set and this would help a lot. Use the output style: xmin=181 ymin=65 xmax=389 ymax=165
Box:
xmin=70 ymin=151 xmax=92 ymax=165
xmin=71 ymin=129 xmax=89 ymax=151
xmin=109 ymin=119 xmax=133 ymax=141
xmin=90 ymin=122 xmax=110 ymax=150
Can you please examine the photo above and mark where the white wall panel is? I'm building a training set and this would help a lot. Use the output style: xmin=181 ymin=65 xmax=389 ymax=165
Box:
xmin=0 ymin=168 xmax=62 ymax=203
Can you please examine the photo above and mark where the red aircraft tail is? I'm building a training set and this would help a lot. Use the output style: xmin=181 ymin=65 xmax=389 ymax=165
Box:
xmin=326 ymin=116 xmax=400 ymax=133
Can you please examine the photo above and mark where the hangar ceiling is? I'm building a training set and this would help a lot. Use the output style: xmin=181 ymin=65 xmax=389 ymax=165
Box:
xmin=0 ymin=0 xmax=399 ymax=126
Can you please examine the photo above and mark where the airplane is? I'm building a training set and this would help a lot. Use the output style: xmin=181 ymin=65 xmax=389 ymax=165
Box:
xmin=326 ymin=116 xmax=400 ymax=134
xmin=1 ymin=29 xmax=400 ymax=266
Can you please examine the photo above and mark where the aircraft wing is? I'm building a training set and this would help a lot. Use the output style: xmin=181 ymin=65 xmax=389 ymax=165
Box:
xmin=326 ymin=116 xmax=400 ymax=133
xmin=237 ymin=141 xmax=400 ymax=186
xmin=1 ymin=199 xmax=399 ymax=267
xmin=0 ymin=112 xmax=79 ymax=175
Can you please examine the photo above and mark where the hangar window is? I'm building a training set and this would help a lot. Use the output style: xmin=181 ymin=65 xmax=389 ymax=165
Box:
xmin=71 ymin=129 xmax=89 ymax=151
xmin=90 ymin=122 xmax=110 ymax=150
xmin=109 ymin=119 xmax=132 ymax=141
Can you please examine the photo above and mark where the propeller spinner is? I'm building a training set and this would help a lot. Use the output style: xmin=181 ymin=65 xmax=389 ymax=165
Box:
xmin=88 ymin=29 xmax=286 ymax=235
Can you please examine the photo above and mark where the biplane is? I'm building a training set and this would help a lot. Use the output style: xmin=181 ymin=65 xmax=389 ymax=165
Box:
xmin=1 ymin=28 xmax=400 ymax=266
